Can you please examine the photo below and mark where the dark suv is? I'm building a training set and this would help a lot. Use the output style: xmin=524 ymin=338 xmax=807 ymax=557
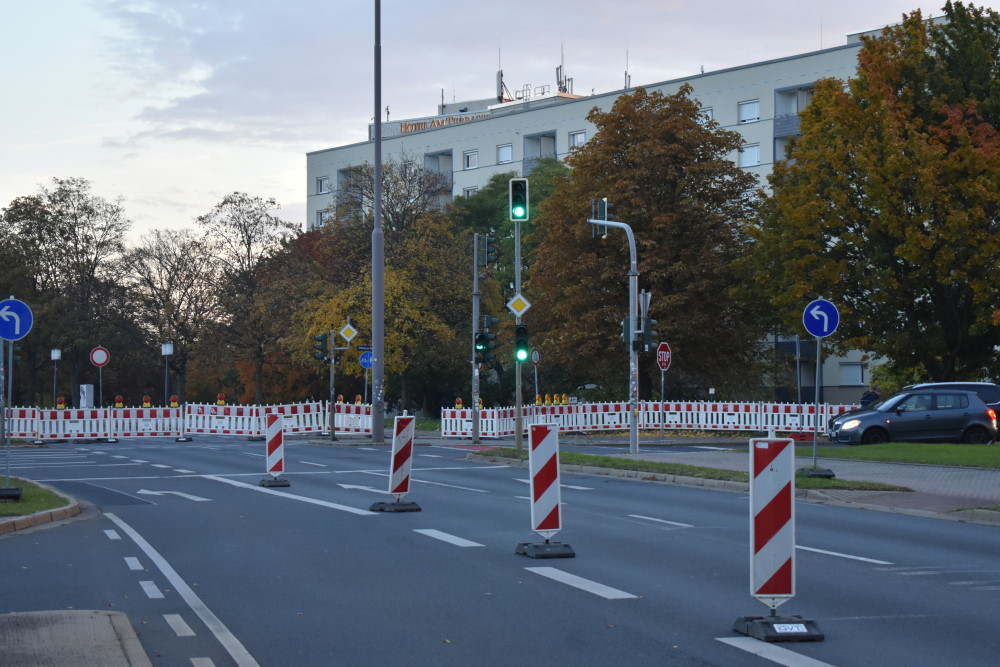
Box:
xmin=828 ymin=388 xmax=998 ymax=444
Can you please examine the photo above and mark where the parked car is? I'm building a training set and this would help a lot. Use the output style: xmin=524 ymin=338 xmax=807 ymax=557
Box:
xmin=827 ymin=389 xmax=997 ymax=444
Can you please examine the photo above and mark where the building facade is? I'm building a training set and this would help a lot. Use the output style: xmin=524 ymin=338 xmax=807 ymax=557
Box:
xmin=306 ymin=30 xmax=884 ymax=403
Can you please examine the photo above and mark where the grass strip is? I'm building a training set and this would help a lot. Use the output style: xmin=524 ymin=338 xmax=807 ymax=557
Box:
xmin=0 ymin=478 xmax=70 ymax=517
xmin=478 ymin=448 xmax=910 ymax=491
xmin=796 ymin=443 xmax=1000 ymax=468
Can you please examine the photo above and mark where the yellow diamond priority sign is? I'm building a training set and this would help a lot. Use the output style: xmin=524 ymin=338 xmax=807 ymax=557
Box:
xmin=506 ymin=294 xmax=531 ymax=317
xmin=339 ymin=322 xmax=358 ymax=343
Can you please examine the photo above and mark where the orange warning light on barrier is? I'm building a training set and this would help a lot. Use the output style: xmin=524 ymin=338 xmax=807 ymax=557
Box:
xmin=56 ymin=397 xmax=65 ymax=410
xmin=114 ymin=395 xmax=124 ymax=408
xmin=142 ymin=395 xmax=152 ymax=408
xmin=455 ymin=397 xmax=463 ymax=409
xmin=169 ymin=395 xmax=179 ymax=408
xmin=217 ymin=393 xmax=226 ymax=406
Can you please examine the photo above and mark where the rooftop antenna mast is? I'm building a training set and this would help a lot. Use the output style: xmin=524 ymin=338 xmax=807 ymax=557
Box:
xmin=625 ymin=49 xmax=631 ymax=89
xmin=556 ymin=43 xmax=572 ymax=93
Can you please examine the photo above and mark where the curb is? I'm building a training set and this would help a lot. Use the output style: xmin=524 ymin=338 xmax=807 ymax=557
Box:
xmin=0 ymin=481 xmax=81 ymax=536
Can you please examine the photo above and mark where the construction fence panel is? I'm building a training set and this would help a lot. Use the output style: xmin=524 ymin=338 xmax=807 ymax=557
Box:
xmin=111 ymin=407 xmax=183 ymax=438
xmin=4 ymin=408 xmax=37 ymax=439
xmin=332 ymin=403 xmax=372 ymax=434
xmin=262 ymin=402 xmax=326 ymax=434
xmin=35 ymin=409 xmax=111 ymax=441
xmin=185 ymin=404 xmax=262 ymax=436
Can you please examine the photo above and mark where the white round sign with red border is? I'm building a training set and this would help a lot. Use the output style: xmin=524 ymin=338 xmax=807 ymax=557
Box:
xmin=90 ymin=346 xmax=110 ymax=367
xmin=656 ymin=342 xmax=671 ymax=372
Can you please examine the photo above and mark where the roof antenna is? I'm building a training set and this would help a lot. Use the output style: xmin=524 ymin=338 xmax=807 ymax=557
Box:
xmin=624 ymin=49 xmax=631 ymax=89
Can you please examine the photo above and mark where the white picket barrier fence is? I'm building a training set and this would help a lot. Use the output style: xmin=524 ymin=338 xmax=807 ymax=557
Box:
xmin=35 ymin=409 xmax=112 ymax=441
xmin=110 ymin=407 xmax=184 ymax=438
xmin=440 ymin=401 xmax=859 ymax=438
xmin=3 ymin=408 xmax=39 ymax=439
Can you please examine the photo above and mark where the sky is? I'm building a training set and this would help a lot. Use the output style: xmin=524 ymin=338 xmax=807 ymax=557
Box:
xmin=1 ymin=0 xmax=986 ymax=241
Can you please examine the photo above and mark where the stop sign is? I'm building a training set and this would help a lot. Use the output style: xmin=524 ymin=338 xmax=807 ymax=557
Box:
xmin=656 ymin=342 xmax=671 ymax=371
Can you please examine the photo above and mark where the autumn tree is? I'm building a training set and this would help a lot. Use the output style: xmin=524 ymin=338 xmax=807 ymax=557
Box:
xmin=197 ymin=193 xmax=299 ymax=403
xmin=292 ymin=159 xmax=471 ymax=410
xmin=750 ymin=2 xmax=1000 ymax=381
xmin=124 ymin=230 xmax=222 ymax=401
xmin=528 ymin=86 xmax=765 ymax=399
xmin=0 ymin=178 xmax=133 ymax=404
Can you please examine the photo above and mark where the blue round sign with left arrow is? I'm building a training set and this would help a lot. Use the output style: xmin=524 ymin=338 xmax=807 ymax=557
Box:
xmin=0 ymin=298 xmax=33 ymax=341
xmin=359 ymin=351 xmax=373 ymax=369
xmin=803 ymin=298 xmax=839 ymax=338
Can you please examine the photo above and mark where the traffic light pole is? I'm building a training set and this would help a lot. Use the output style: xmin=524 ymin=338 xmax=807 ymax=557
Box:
xmin=514 ymin=219 xmax=524 ymax=450
xmin=471 ymin=234 xmax=481 ymax=444
xmin=588 ymin=218 xmax=639 ymax=454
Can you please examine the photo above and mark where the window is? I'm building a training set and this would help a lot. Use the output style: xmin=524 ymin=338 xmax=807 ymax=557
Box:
xmin=840 ymin=363 xmax=863 ymax=386
xmin=738 ymin=100 xmax=760 ymax=124
xmin=497 ymin=144 xmax=513 ymax=164
xmin=316 ymin=210 xmax=332 ymax=227
xmin=935 ymin=394 xmax=969 ymax=410
xmin=569 ymin=131 xmax=586 ymax=149
xmin=316 ymin=176 xmax=330 ymax=194
xmin=463 ymin=186 xmax=479 ymax=197
xmin=701 ymin=107 xmax=714 ymax=122
xmin=463 ymin=150 xmax=478 ymax=170
xmin=738 ymin=144 xmax=760 ymax=168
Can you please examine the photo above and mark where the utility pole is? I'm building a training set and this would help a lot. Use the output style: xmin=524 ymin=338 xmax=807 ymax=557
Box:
xmin=471 ymin=233 xmax=481 ymax=443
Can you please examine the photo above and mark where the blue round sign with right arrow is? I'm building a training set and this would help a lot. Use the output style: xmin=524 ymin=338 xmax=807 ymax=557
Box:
xmin=803 ymin=298 xmax=839 ymax=338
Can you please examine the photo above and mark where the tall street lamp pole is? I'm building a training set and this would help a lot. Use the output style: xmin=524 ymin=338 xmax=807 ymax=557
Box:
xmin=370 ymin=0 xmax=386 ymax=444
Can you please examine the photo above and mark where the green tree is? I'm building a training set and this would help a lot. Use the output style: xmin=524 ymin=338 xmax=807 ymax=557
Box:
xmin=528 ymin=86 xmax=764 ymax=398
xmin=750 ymin=2 xmax=1000 ymax=381
xmin=197 ymin=193 xmax=299 ymax=403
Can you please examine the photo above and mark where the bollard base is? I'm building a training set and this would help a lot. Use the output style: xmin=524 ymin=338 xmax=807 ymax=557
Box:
xmin=515 ymin=542 xmax=576 ymax=559
xmin=369 ymin=501 xmax=421 ymax=512
xmin=732 ymin=615 xmax=824 ymax=642
xmin=801 ymin=467 xmax=836 ymax=479
xmin=259 ymin=478 xmax=291 ymax=488
xmin=0 ymin=487 xmax=23 ymax=502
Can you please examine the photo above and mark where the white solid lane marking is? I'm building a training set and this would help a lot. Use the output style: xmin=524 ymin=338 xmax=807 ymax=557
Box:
xmin=203 ymin=475 xmax=376 ymax=516
xmin=164 ymin=613 xmax=196 ymax=637
xmin=796 ymin=545 xmax=893 ymax=565
xmin=105 ymin=513 xmax=259 ymax=667
xmin=418 ymin=454 xmax=442 ymax=458
xmin=359 ymin=470 xmax=488 ymax=493
xmin=191 ymin=659 xmax=215 ymax=667
xmin=526 ymin=567 xmax=638 ymax=600
xmin=413 ymin=529 xmax=485 ymax=548
xmin=124 ymin=557 xmax=143 ymax=571
xmin=140 ymin=580 xmax=165 ymax=599
xmin=716 ymin=636 xmax=837 ymax=667
xmin=131 ymin=459 xmax=149 ymax=463
xmin=358 ymin=447 xmax=378 ymax=451
xmin=299 ymin=461 xmax=327 ymax=467
xmin=628 ymin=514 xmax=694 ymax=528
xmin=151 ymin=464 xmax=172 ymax=469
xmin=104 ymin=529 xmax=121 ymax=540
xmin=175 ymin=469 xmax=196 ymax=474
xmin=137 ymin=490 xmax=212 ymax=502
xmin=515 ymin=478 xmax=592 ymax=491
xmin=112 ymin=455 xmax=129 ymax=459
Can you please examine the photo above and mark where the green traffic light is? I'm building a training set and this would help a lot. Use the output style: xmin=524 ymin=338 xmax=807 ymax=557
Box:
xmin=515 ymin=347 xmax=529 ymax=362
xmin=512 ymin=205 xmax=526 ymax=219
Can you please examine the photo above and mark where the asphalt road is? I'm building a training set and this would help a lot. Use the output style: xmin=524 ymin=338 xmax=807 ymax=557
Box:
xmin=3 ymin=435 xmax=1000 ymax=666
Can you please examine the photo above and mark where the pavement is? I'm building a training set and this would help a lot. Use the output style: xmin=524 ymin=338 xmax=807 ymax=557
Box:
xmin=2 ymin=431 xmax=999 ymax=664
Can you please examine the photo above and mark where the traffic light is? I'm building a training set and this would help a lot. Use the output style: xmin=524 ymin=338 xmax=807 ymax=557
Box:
xmin=474 ymin=331 xmax=497 ymax=364
xmin=620 ymin=316 xmax=630 ymax=343
xmin=514 ymin=324 xmax=530 ymax=362
xmin=509 ymin=178 xmax=529 ymax=221
xmin=642 ymin=317 xmax=658 ymax=352
xmin=478 ymin=235 xmax=497 ymax=266
xmin=591 ymin=197 xmax=614 ymax=237
xmin=312 ymin=333 xmax=329 ymax=362
xmin=481 ymin=314 xmax=499 ymax=331
xmin=11 ymin=342 xmax=22 ymax=363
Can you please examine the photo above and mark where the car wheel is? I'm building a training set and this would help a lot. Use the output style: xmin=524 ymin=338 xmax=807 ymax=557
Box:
xmin=861 ymin=428 xmax=889 ymax=445
xmin=962 ymin=426 xmax=990 ymax=444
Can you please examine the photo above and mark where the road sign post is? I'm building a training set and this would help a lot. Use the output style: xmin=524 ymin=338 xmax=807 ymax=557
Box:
xmin=656 ymin=342 xmax=671 ymax=439
xmin=90 ymin=347 xmax=110 ymax=409
xmin=802 ymin=298 xmax=839 ymax=474
xmin=0 ymin=297 xmax=32 ymax=499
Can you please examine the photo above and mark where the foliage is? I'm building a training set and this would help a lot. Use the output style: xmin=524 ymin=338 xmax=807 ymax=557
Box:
xmin=749 ymin=2 xmax=1000 ymax=381
xmin=196 ymin=192 xmax=298 ymax=403
xmin=527 ymin=86 xmax=767 ymax=399
xmin=0 ymin=478 xmax=71 ymax=517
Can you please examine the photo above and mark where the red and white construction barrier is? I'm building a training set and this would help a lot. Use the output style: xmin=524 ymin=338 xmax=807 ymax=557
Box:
xmin=111 ymin=408 xmax=183 ymax=438
xmin=734 ymin=437 xmax=823 ymax=642
xmin=187 ymin=404 xmax=261 ymax=436
xmin=35 ymin=409 xmax=110 ymax=441
xmin=750 ymin=437 xmax=795 ymax=607
xmin=516 ymin=423 xmax=574 ymax=558
xmin=370 ymin=415 xmax=421 ymax=512
xmin=260 ymin=413 xmax=290 ymax=487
